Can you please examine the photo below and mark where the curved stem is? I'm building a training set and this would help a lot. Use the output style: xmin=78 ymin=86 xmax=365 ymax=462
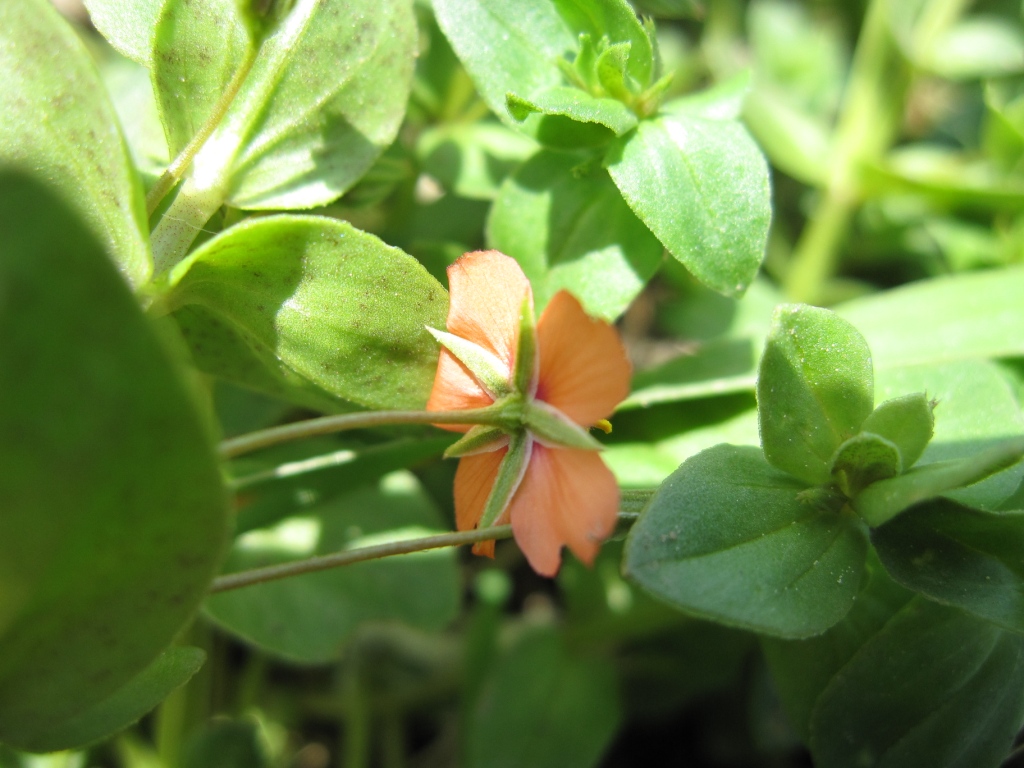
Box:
xmin=219 ymin=407 xmax=507 ymax=460
xmin=209 ymin=525 xmax=515 ymax=593
xmin=145 ymin=45 xmax=259 ymax=217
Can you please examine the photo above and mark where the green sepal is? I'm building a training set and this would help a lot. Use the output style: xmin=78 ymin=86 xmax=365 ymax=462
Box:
xmin=571 ymin=33 xmax=599 ymax=90
xmin=595 ymin=41 xmax=634 ymax=102
xmin=860 ymin=392 xmax=935 ymax=470
xmin=479 ymin=432 xmax=532 ymax=529
xmin=514 ymin=295 xmax=538 ymax=397
xmin=427 ymin=327 xmax=512 ymax=397
xmin=524 ymin=401 xmax=604 ymax=451
xmin=855 ymin=437 xmax=1024 ymax=527
xmin=831 ymin=432 xmax=903 ymax=498
xmin=445 ymin=426 xmax=509 ymax=459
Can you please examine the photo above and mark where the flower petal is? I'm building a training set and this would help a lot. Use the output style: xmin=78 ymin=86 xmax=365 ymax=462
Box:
xmin=445 ymin=250 xmax=532 ymax=370
xmin=535 ymin=291 xmax=631 ymax=426
xmin=426 ymin=350 xmax=494 ymax=432
xmin=509 ymin=444 xmax=619 ymax=577
xmin=454 ymin=446 xmax=508 ymax=558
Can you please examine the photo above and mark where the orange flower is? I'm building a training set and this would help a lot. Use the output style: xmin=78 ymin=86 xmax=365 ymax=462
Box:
xmin=426 ymin=250 xmax=631 ymax=576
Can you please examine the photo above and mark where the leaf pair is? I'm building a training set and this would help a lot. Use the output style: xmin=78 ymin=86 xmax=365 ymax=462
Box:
xmin=435 ymin=0 xmax=771 ymax=317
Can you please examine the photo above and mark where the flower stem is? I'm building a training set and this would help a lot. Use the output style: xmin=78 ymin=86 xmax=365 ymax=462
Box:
xmin=219 ymin=407 xmax=508 ymax=460
xmin=208 ymin=525 xmax=515 ymax=594
xmin=145 ymin=45 xmax=258 ymax=217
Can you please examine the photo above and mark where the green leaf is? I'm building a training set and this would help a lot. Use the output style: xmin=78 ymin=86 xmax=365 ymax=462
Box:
xmin=18 ymin=648 xmax=205 ymax=753
xmin=742 ymin=86 xmax=831 ymax=186
xmin=830 ymin=432 xmax=902 ymax=497
xmin=606 ymin=112 xmax=771 ymax=297
xmin=836 ymin=266 xmax=1024 ymax=371
xmin=762 ymin=555 xmax=915 ymax=741
xmin=507 ymin=88 xmax=638 ymax=136
xmin=464 ymin=627 xmax=621 ymax=768
xmin=660 ymin=71 xmax=752 ymax=121
xmin=205 ymin=472 xmax=461 ymax=663
xmin=84 ymin=0 xmax=164 ymax=64
xmin=854 ymin=438 xmax=1024 ymax=527
xmin=920 ymin=18 xmax=1024 ymax=80
xmin=860 ymin=393 xmax=935 ymax=470
xmin=181 ymin=718 xmax=269 ymax=768
xmin=874 ymin=500 xmax=1024 ymax=634
xmin=757 ymin=305 xmax=875 ymax=486
xmin=168 ymin=216 xmax=448 ymax=411
xmin=0 ymin=172 xmax=227 ymax=745
xmin=487 ymin=150 xmax=663 ymax=321
xmin=624 ymin=445 xmax=867 ymax=638
xmin=149 ymin=0 xmax=416 ymax=259
xmin=433 ymin=0 xmax=652 ymax=130
xmin=809 ymin=598 xmax=1024 ymax=768
xmin=0 ymin=0 xmax=151 ymax=288
xmin=876 ymin=360 xmax=1024 ymax=511
xmin=417 ymin=122 xmax=537 ymax=200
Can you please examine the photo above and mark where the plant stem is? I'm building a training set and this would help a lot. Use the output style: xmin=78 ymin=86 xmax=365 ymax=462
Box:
xmin=209 ymin=525 xmax=514 ymax=593
xmin=219 ymin=407 xmax=508 ymax=460
xmin=145 ymin=46 xmax=258 ymax=217
xmin=783 ymin=0 xmax=910 ymax=303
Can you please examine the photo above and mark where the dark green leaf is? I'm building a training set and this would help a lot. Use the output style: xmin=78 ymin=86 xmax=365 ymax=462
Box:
xmin=809 ymin=599 xmax=1024 ymax=768
xmin=874 ymin=500 xmax=1024 ymax=633
xmin=417 ymin=122 xmax=537 ymax=200
xmin=860 ymin=393 xmax=935 ymax=470
xmin=487 ymin=150 xmax=662 ymax=321
xmin=204 ymin=472 xmax=461 ymax=663
xmin=168 ymin=216 xmax=448 ymax=411
xmin=830 ymin=433 xmax=902 ymax=497
xmin=464 ymin=627 xmax=621 ymax=768
xmin=762 ymin=555 xmax=914 ymax=741
xmin=0 ymin=0 xmax=151 ymax=288
xmin=0 ymin=172 xmax=227 ymax=746
xmin=182 ymin=718 xmax=269 ymax=768
xmin=855 ymin=438 xmax=1024 ymax=527
xmin=757 ymin=305 xmax=874 ymax=486
xmin=19 ymin=648 xmax=205 ymax=753
xmin=606 ymin=112 xmax=771 ymax=297
xmin=876 ymin=361 xmax=1024 ymax=511
xmin=624 ymin=445 xmax=867 ymax=638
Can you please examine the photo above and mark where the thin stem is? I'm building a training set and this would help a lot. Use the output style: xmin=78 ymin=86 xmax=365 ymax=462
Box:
xmin=145 ymin=45 xmax=259 ymax=217
xmin=219 ymin=407 xmax=507 ymax=460
xmin=209 ymin=525 xmax=514 ymax=594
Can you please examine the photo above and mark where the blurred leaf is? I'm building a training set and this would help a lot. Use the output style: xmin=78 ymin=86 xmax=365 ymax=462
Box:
xmin=606 ymin=111 xmax=771 ymax=297
xmin=623 ymin=338 xmax=758 ymax=409
xmin=181 ymin=718 xmax=269 ymax=768
xmin=920 ymin=17 xmax=1024 ymax=80
xmin=757 ymin=305 xmax=874 ymax=486
xmin=874 ymin=500 xmax=1024 ymax=633
xmin=875 ymin=360 xmax=1024 ymax=511
xmin=84 ymin=0 xmax=164 ymax=64
xmin=153 ymin=0 xmax=416 ymax=209
xmin=205 ymin=472 xmax=461 ymax=663
xmin=0 ymin=0 xmax=151 ymax=288
xmin=464 ymin=627 xmax=621 ymax=768
xmin=99 ymin=56 xmax=170 ymax=184
xmin=836 ymin=266 xmax=1024 ymax=370
xmin=168 ymin=216 xmax=448 ymax=411
xmin=624 ymin=445 xmax=867 ymax=638
xmin=418 ymin=122 xmax=537 ymax=200
xmin=660 ymin=71 xmax=751 ymax=121
xmin=860 ymin=393 xmax=935 ymax=470
xmin=743 ymin=87 xmax=831 ymax=186
xmin=487 ymin=150 xmax=662 ymax=321
xmin=0 ymin=172 xmax=227 ymax=748
xmin=809 ymin=598 xmax=1024 ymax=768
xmin=22 ymin=648 xmax=205 ymax=753
xmin=762 ymin=555 xmax=914 ymax=741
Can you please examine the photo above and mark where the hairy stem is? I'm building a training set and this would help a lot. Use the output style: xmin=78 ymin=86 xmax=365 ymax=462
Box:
xmin=219 ymin=407 xmax=509 ymax=460
xmin=209 ymin=525 xmax=515 ymax=593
